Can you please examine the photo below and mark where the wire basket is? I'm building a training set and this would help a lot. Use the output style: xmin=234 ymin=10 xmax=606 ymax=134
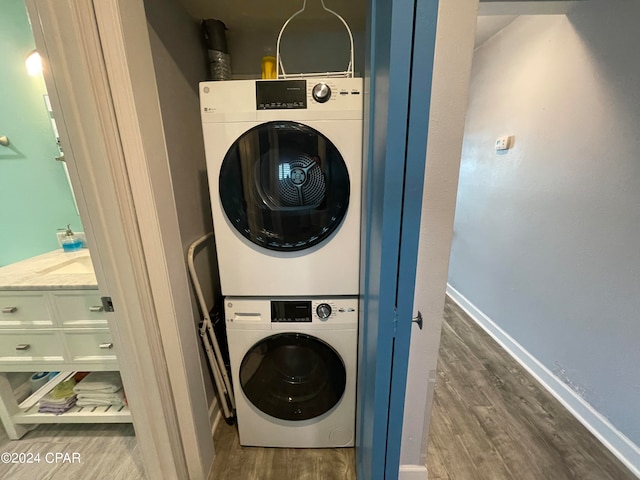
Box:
xmin=276 ymin=0 xmax=355 ymax=79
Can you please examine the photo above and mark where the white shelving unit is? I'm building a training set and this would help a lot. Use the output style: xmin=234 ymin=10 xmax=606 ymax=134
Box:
xmin=0 ymin=289 xmax=132 ymax=439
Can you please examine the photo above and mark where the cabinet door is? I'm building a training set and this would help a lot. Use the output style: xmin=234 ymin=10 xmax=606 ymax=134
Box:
xmin=50 ymin=291 xmax=107 ymax=327
xmin=63 ymin=329 xmax=117 ymax=366
xmin=0 ymin=330 xmax=65 ymax=364
xmin=0 ymin=292 xmax=54 ymax=328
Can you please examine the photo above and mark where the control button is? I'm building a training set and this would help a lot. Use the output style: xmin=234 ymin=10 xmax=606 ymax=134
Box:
xmin=316 ymin=303 xmax=332 ymax=319
xmin=312 ymin=83 xmax=332 ymax=103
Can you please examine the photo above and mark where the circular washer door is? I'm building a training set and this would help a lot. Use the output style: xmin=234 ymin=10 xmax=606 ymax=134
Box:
xmin=219 ymin=121 xmax=350 ymax=251
xmin=239 ymin=333 xmax=347 ymax=421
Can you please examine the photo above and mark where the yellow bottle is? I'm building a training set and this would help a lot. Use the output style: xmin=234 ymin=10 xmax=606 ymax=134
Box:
xmin=261 ymin=55 xmax=276 ymax=80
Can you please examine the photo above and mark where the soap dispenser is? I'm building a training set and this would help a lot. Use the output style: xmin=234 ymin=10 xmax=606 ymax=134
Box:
xmin=60 ymin=225 xmax=83 ymax=252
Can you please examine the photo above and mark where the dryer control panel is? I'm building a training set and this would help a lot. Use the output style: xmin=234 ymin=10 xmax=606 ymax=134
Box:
xmin=201 ymin=78 xmax=363 ymax=123
xmin=255 ymin=79 xmax=361 ymax=110
xmin=256 ymin=80 xmax=307 ymax=110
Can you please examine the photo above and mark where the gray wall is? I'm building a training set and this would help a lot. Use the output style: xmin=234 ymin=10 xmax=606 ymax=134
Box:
xmin=144 ymin=0 xmax=219 ymax=413
xmin=449 ymin=3 xmax=640 ymax=447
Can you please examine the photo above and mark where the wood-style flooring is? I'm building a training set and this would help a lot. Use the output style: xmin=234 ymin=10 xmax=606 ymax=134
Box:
xmin=1 ymin=297 xmax=636 ymax=479
xmin=209 ymin=421 xmax=355 ymax=480
xmin=427 ymin=298 xmax=636 ymax=480
xmin=0 ymin=422 xmax=143 ymax=480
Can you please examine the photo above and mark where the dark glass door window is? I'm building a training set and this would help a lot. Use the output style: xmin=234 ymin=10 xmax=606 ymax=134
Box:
xmin=240 ymin=333 xmax=347 ymax=421
xmin=219 ymin=121 xmax=350 ymax=251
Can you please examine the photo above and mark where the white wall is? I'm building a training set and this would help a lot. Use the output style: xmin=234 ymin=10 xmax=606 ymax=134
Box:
xmin=449 ymin=2 xmax=640 ymax=471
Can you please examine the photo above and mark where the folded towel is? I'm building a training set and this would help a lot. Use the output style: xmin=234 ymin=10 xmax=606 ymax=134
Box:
xmin=49 ymin=378 xmax=76 ymax=399
xmin=40 ymin=395 xmax=76 ymax=406
xmin=76 ymin=390 xmax=126 ymax=407
xmin=38 ymin=404 xmax=76 ymax=414
xmin=73 ymin=371 xmax=122 ymax=394
xmin=39 ymin=379 xmax=77 ymax=410
xmin=38 ymin=396 xmax=77 ymax=414
xmin=77 ymin=399 xmax=125 ymax=407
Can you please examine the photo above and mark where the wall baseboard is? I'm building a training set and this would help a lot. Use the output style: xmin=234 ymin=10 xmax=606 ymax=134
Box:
xmin=446 ymin=284 xmax=640 ymax=479
xmin=399 ymin=464 xmax=428 ymax=480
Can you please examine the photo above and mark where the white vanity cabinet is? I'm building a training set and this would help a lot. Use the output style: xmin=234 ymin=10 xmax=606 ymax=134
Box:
xmin=0 ymin=290 xmax=116 ymax=369
xmin=0 ymin=251 xmax=132 ymax=439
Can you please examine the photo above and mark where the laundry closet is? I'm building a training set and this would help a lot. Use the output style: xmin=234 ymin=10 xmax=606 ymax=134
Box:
xmin=144 ymin=0 xmax=368 ymax=457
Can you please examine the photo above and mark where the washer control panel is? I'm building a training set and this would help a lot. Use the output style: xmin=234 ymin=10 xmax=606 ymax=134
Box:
xmin=310 ymin=299 xmax=356 ymax=322
xmin=225 ymin=297 xmax=357 ymax=329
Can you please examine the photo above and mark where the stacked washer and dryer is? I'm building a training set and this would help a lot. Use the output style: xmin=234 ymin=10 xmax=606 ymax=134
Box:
xmin=200 ymin=77 xmax=363 ymax=448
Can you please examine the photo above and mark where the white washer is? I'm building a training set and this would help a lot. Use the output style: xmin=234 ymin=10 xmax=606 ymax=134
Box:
xmin=200 ymin=78 xmax=363 ymax=296
xmin=225 ymin=297 xmax=357 ymax=448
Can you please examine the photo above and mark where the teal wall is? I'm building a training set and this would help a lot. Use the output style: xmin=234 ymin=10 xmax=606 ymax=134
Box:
xmin=0 ymin=0 xmax=82 ymax=266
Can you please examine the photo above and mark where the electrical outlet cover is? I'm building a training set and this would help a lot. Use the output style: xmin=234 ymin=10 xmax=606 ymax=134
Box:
xmin=495 ymin=135 xmax=510 ymax=151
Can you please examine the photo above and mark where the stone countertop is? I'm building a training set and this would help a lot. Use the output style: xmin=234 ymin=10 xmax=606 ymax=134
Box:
xmin=0 ymin=249 xmax=98 ymax=290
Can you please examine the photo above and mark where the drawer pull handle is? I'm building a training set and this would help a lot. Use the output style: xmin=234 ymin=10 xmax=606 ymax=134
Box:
xmin=99 ymin=342 xmax=114 ymax=349
xmin=15 ymin=344 xmax=30 ymax=351
xmin=2 ymin=307 xmax=17 ymax=314
xmin=89 ymin=306 xmax=104 ymax=313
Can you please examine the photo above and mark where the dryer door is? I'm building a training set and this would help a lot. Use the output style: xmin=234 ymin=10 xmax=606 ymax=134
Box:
xmin=239 ymin=333 xmax=347 ymax=421
xmin=219 ymin=121 xmax=350 ymax=251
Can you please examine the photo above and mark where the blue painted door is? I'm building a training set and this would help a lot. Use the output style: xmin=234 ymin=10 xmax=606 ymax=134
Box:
xmin=357 ymin=0 xmax=439 ymax=478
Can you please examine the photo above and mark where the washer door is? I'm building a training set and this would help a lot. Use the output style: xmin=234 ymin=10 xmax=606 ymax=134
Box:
xmin=239 ymin=333 xmax=347 ymax=421
xmin=219 ymin=121 xmax=350 ymax=251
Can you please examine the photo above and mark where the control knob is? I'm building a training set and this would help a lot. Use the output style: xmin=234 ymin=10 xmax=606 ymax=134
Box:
xmin=316 ymin=303 xmax=332 ymax=320
xmin=312 ymin=83 xmax=331 ymax=103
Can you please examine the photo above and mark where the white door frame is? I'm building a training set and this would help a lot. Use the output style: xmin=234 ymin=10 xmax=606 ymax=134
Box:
xmin=24 ymin=0 xmax=210 ymax=478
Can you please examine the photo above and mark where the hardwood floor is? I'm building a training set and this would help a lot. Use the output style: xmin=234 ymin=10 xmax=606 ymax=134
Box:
xmin=426 ymin=298 xmax=637 ymax=480
xmin=1 ymin=297 xmax=636 ymax=479
xmin=0 ymin=423 xmax=143 ymax=480
xmin=209 ymin=421 xmax=355 ymax=480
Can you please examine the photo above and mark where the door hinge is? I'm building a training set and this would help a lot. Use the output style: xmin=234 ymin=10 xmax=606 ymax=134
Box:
xmin=101 ymin=296 xmax=115 ymax=312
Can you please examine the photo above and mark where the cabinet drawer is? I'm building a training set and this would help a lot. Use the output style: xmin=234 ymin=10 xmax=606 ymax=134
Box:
xmin=0 ymin=292 xmax=54 ymax=328
xmin=50 ymin=291 xmax=107 ymax=327
xmin=63 ymin=330 xmax=117 ymax=364
xmin=0 ymin=330 xmax=65 ymax=364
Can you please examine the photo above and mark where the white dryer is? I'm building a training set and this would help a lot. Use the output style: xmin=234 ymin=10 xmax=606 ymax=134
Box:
xmin=225 ymin=297 xmax=357 ymax=448
xmin=200 ymin=78 xmax=363 ymax=296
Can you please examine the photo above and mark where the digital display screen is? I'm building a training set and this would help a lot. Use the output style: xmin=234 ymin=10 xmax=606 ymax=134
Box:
xmin=271 ymin=301 xmax=312 ymax=322
xmin=256 ymin=80 xmax=307 ymax=110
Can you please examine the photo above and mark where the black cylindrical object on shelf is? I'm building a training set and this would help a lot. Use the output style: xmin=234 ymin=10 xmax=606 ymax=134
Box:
xmin=202 ymin=19 xmax=231 ymax=81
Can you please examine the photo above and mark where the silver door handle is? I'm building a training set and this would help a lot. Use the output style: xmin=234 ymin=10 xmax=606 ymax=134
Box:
xmin=2 ymin=307 xmax=17 ymax=314
xmin=99 ymin=342 xmax=114 ymax=349
xmin=15 ymin=344 xmax=31 ymax=351
xmin=89 ymin=306 xmax=104 ymax=312
xmin=412 ymin=311 xmax=423 ymax=330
